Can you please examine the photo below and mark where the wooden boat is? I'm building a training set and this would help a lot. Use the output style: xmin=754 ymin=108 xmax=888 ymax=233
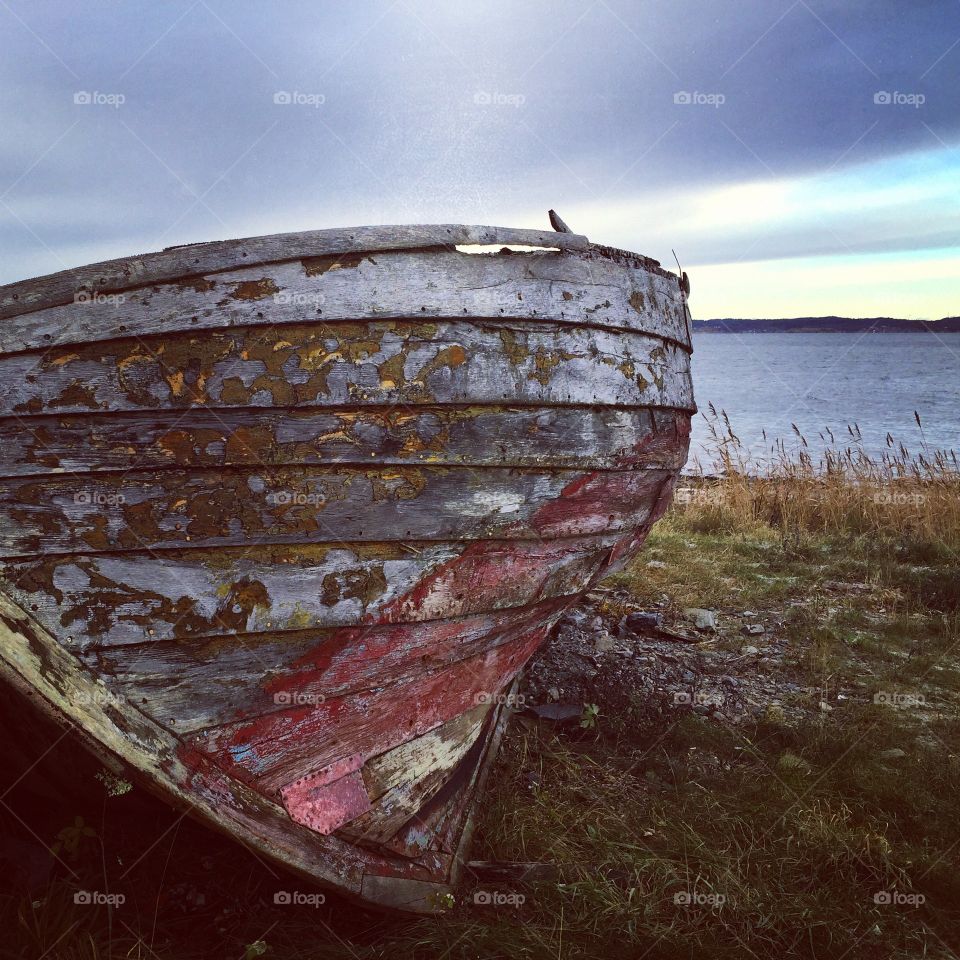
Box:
xmin=0 ymin=217 xmax=693 ymax=911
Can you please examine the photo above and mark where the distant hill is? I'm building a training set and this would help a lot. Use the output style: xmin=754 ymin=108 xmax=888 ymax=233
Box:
xmin=693 ymin=316 xmax=960 ymax=333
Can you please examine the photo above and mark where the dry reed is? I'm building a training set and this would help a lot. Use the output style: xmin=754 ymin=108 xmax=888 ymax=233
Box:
xmin=678 ymin=405 xmax=960 ymax=548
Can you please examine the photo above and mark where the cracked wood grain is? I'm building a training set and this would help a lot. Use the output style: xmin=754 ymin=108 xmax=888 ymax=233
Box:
xmin=0 ymin=320 xmax=694 ymax=415
xmin=0 ymin=405 xmax=686 ymax=478
xmin=1 ymin=247 xmax=687 ymax=354
xmin=0 ymin=223 xmax=595 ymax=323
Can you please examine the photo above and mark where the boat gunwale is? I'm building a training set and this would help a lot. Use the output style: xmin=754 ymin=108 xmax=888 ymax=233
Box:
xmin=0 ymin=223 xmax=682 ymax=324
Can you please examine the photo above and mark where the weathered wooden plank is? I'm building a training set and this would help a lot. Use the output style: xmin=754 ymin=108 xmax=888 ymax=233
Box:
xmin=188 ymin=621 xmax=546 ymax=794
xmin=336 ymin=706 xmax=491 ymax=847
xmin=0 ymin=248 xmax=687 ymax=354
xmin=378 ymin=705 xmax=497 ymax=860
xmin=603 ymin=471 xmax=681 ymax=579
xmin=0 ymin=405 xmax=692 ymax=477
xmin=447 ymin=677 xmax=521 ymax=874
xmin=0 ymin=591 xmax=457 ymax=901
xmin=0 ymin=531 xmax=625 ymax=649
xmin=344 ymin=675 xmax=521 ymax=863
xmin=81 ymin=597 xmax=568 ymax=734
xmin=0 ymin=224 xmax=595 ymax=323
xmin=360 ymin=705 xmax=489 ymax=812
xmin=357 ymin=875 xmax=454 ymax=914
xmin=0 ymin=463 xmax=673 ymax=558
xmin=359 ymin=676 xmax=518 ymax=868
xmin=0 ymin=319 xmax=694 ymax=415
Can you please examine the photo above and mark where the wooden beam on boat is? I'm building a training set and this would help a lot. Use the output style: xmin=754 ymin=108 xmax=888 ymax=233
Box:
xmin=0 ymin=320 xmax=694 ymax=415
xmin=0 ymin=464 xmax=674 ymax=557
xmin=81 ymin=599 xmax=569 ymax=735
xmin=0 ymin=224 xmax=596 ymax=324
xmin=0 ymin=405 xmax=687 ymax=478
xmin=185 ymin=623 xmax=545 ymax=793
xmin=339 ymin=704 xmax=491 ymax=847
xmin=0 ymin=247 xmax=687 ymax=355
xmin=0 ymin=530 xmax=631 ymax=649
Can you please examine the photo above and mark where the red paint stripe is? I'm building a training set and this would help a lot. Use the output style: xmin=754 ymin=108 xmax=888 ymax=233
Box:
xmin=193 ymin=625 xmax=547 ymax=793
xmin=192 ymin=415 xmax=689 ymax=814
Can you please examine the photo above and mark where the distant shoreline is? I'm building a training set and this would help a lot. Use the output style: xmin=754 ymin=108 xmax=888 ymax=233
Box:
xmin=694 ymin=316 xmax=960 ymax=334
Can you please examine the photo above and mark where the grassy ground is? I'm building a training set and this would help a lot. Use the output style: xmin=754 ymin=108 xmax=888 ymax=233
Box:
xmin=3 ymin=423 xmax=959 ymax=959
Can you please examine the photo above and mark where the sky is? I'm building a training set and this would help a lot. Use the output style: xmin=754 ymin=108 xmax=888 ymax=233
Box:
xmin=1 ymin=0 xmax=958 ymax=318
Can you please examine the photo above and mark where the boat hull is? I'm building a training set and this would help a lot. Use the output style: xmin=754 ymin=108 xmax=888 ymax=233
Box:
xmin=0 ymin=223 xmax=693 ymax=910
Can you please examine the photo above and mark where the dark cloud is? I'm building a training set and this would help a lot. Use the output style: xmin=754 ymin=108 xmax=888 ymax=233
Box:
xmin=0 ymin=0 xmax=957 ymax=282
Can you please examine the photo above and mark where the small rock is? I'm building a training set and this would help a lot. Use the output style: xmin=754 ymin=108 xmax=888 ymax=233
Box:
xmin=742 ymin=624 xmax=765 ymax=636
xmin=646 ymin=560 xmax=667 ymax=569
xmin=742 ymin=610 xmax=756 ymax=618
xmin=823 ymin=580 xmax=869 ymax=593
xmin=594 ymin=632 xmax=616 ymax=653
xmin=819 ymin=701 xmax=833 ymax=713
xmin=528 ymin=703 xmax=582 ymax=723
xmin=683 ymin=608 xmax=717 ymax=632
xmin=547 ymin=686 xmax=560 ymax=702
xmin=625 ymin=611 xmax=660 ymax=633
xmin=741 ymin=645 xmax=759 ymax=655
xmin=879 ymin=748 xmax=907 ymax=760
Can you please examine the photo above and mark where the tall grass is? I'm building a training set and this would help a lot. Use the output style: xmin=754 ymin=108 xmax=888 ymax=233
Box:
xmin=679 ymin=406 xmax=960 ymax=549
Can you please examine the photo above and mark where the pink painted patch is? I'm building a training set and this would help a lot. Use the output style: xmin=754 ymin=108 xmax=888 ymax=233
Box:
xmin=280 ymin=754 xmax=371 ymax=835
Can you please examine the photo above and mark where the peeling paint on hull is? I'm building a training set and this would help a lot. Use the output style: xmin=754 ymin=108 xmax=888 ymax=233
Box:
xmin=0 ymin=221 xmax=693 ymax=911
